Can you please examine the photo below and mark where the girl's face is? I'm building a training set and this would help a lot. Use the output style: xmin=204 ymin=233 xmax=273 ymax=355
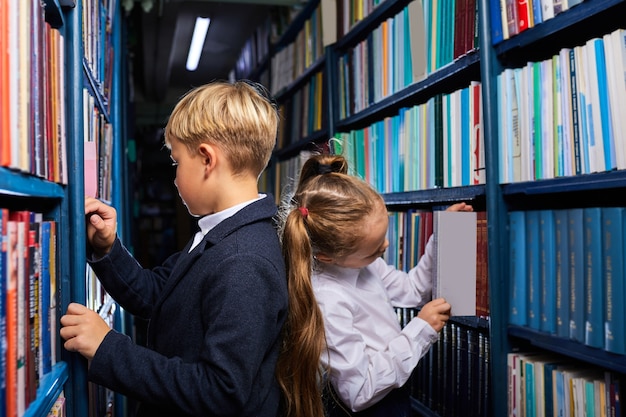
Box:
xmin=333 ymin=204 xmax=390 ymax=269
xmin=169 ymin=139 xmax=206 ymax=216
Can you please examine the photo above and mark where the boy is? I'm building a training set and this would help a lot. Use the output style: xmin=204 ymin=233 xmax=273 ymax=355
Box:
xmin=60 ymin=81 xmax=288 ymax=417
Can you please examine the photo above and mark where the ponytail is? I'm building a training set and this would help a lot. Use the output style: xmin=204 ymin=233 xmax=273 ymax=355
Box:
xmin=276 ymin=209 xmax=326 ymax=417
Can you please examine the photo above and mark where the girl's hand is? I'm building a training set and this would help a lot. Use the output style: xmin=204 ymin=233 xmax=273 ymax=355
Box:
xmin=446 ymin=202 xmax=474 ymax=212
xmin=417 ymin=298 xmax=451 ymax=332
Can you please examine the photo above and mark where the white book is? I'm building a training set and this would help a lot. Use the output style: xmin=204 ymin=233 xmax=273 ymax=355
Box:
xmin=584 ymin=38 xmax=606 ymax=173
xmin=432 ymin=210 xmax=477 ymax=316
xmin=608 ymin=29 xmax=626 ymax=170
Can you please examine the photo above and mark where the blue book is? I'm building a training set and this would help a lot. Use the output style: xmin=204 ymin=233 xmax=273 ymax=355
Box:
xmin=525 ymin=360 xmax=536 ymax=417
xmin=532 ymin=0 xmax=543 ymax=25
xmin=489 ymin=0 xmax=503 ymax=44
xmin=602 ymin=207 xmax=625 ymax=354
xmin=540 ymin=210 xmax=557 ymax=334
xmin=593 ymin=38 xmax=616 ymax=170
xmin=526 ymin=210 xmax=541 ymax=330
xmin=509 ymin=211 xmax=527 ymax=326
xmin=40 ymin=221 xmax=52 ymax=375
xmin=568 ymin=208 xmax=585 ymax=342
xmin=0 ymin=209 xmax=7 ymax=417
xmin=554 ymin=209 xmax=570 ymax=338
xmin=583 ymin=207 xmax=604 ymax=348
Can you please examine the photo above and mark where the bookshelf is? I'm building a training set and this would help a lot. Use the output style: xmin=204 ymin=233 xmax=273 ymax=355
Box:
xmin=237 ymin=0 xmax=489 ymax=416
xmin=237 ymin=0 xmax=626 ymax=414
xmin=480 ymin=0 xmax=626 ymax=414
xmin=1 ymin=0 xmax=127 ymax=416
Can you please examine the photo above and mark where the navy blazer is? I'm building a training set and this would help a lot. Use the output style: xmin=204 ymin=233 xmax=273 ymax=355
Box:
xmin=86 ymin=196 xmax=288 ymax=417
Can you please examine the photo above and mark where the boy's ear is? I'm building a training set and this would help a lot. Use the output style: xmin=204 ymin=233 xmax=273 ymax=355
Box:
xmin=197 ymin=143 xmax=216 ymax=168
xmin=315 ymin=253 xmax=334 ymax=264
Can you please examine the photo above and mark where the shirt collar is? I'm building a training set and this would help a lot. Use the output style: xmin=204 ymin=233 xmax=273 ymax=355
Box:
xmin=197 ymin=193 xmax=265 ymax=235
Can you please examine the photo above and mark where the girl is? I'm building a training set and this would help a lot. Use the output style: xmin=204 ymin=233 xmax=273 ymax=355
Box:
xmin=278 ymin=154 xmax=473 ymax=417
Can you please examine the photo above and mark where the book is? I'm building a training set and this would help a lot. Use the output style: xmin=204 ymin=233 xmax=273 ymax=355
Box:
xmin=526 ymin=210 xmax=541 ymax=330
xmin=601 ymin=207 xmax=625 ymax=354
xmin=539 ymin=210 xmax=556 ymax=334
xmin=509 ymin=211 xmax=527 ymax=326
xmin=0 ymin=209 xmax=7 ymax=417
xmin=554 ymin=209 xmax=570 ymax=338
xmin=583 ymin=207 xmax=604 ymax=348
xmin=567 ymin=208 xmax=585 ymax=343
xmin=432 ymin=210 xmax=477 ymax=316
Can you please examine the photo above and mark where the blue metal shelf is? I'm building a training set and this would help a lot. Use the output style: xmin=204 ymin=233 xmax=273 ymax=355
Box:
xmin=23 ymin=362 xmax=69 ymax=417
xmin=383 ymin=185 xmax=486 ymax=208
xmin=0 ymin=168 xmax=65 ymax=199
xmin=503 ymin=170 xmax=626 ymax=195
xmin=509 ymin=326 xmax=626 ymax=374
xmin=43 ymin=0 xmax=65 ymax=28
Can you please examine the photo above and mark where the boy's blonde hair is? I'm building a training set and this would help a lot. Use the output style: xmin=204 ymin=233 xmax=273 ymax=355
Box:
xmin=164 ymin=80 xmax=278 ymax=177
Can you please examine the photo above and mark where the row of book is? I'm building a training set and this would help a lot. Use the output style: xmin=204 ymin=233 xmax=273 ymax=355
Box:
xmin=336 ymin=1 xmax=425 ymax=118
xmin=491 ymin=0 xmax=585 ymax=43
xmin=276 ymin=70 xmax=326 ymax=149
xmin=82 ymin=0 xmax=117 ymax=105
xmin=386 ymin=209 xmax=489 ymax=318
xmin=498 ymin=27 xmax=626 ymax=184
xmin=270 ymin=2 xmax=324 ymax=95
xmin=0 ymin=0 xmax=68 ymax=183
xmin=339 ymin=82 xmax=485 ymax=193
xmin=0 ymin=209 xmax=59 ymax=417
xmin=412 ymin=319 xmax=491 ymax=417
xmin=335 ymin=0 xmax=478 ymax=120
xmin=509 ymin=206 xmax=626 ymax=354
xmin=507 ymin=352 xmax=622 ymax=417
xmin=83 ymin=88 xmax=115 ymax=203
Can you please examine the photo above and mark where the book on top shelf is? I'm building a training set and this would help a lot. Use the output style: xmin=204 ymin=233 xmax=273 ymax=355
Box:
xmin=432 ymin=210 xmax=477 ymax=316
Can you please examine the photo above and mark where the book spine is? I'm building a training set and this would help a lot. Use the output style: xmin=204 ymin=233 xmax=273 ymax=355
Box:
xmin=583 ymin=207 xmax=604 ymax=348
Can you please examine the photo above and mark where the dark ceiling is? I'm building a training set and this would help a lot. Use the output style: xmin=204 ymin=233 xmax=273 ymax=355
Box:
xmin=127 ymin=0 xmax=301 ymax=126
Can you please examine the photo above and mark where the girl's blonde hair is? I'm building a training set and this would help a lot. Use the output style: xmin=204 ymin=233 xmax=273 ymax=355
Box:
xmin=164 ymin=80 xmax=278 ymax=177
xmin=276 ymin=154 xmax=384 ymax=417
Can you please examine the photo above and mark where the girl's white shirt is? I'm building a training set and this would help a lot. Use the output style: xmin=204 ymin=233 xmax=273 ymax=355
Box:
xmin=313 ymin=236 xmax=439 ymax=412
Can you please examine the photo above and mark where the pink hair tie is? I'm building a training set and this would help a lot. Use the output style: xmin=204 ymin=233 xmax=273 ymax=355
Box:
xmin=298 ymin=207 xmax=309 ymax=218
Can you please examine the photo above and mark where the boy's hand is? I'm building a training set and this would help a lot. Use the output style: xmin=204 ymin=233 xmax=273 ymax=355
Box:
xmin=417 ymin=298 xmax=451 ymax=332
xmin=60 ymin=302 xmax=112 ymax=360
xmin=85 ymin=196 xmax=117 ymax=257
xmin=446 ymin=202 xmax=474 ymax=212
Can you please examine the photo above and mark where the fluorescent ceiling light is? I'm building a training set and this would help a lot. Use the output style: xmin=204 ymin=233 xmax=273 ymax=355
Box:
xmin=186 ymin=17 xmax=211 ymax=71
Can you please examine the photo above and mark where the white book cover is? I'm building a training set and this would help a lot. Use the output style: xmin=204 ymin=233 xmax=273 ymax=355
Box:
xmin=432 ymin=210 xmax=477 ymax=316
xmin=584 ymin=37 xmax=606 ymax=173
xmin=608 ymin=29 xmax=626 ymax=170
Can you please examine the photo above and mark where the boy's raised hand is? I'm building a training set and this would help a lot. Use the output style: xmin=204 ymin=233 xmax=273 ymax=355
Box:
xmin=60 ymin=302 xmax=112 ymax=360
xmin=417 ymin=298 xmax=451 ymax=332
xmin=85 ymin=196 xmax=117 ymax=257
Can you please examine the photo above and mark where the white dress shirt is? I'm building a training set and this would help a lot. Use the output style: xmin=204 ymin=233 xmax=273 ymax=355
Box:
xmin=189 ymin=194 xmax=265 ymax=252
xmin=312 ymin=236 xmax=439 ymax=412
